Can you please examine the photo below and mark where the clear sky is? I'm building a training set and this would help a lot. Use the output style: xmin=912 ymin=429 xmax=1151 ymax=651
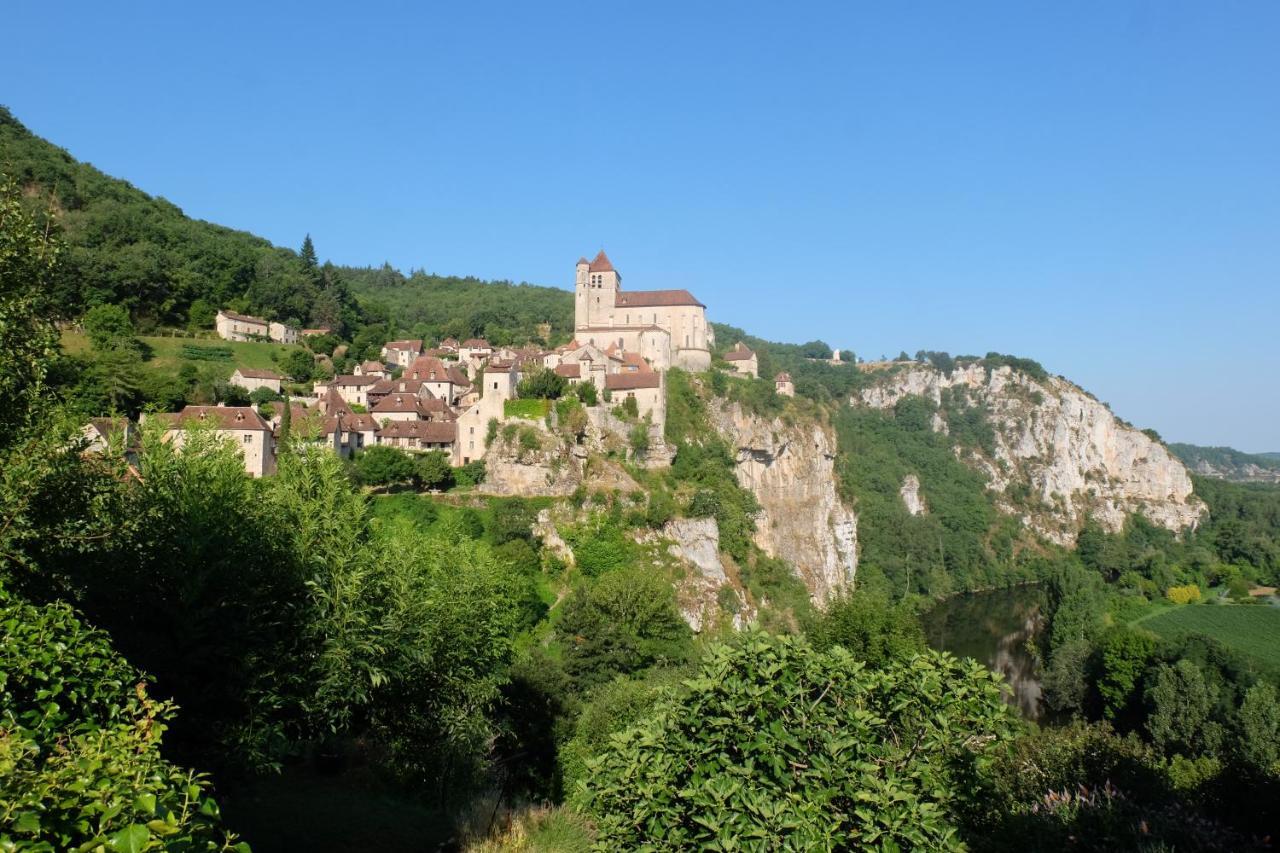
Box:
xmin=4 ymin=2 xmax=1278 ymax=450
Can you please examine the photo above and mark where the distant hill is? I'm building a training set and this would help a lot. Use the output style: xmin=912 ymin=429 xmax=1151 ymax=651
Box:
xmin=1168 ymin=443 xmax=1280 ymax=483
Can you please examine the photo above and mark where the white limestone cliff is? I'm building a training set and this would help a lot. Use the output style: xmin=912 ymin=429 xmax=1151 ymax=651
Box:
xmin=708 ymin=401 xmax=858 ymax=603
xmin=857 ymin=363 xmax=1205 ymax=544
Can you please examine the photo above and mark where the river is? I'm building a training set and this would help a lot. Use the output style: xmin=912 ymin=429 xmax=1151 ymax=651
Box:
xmin=922 ymin=586 xmax=1048 ymax=720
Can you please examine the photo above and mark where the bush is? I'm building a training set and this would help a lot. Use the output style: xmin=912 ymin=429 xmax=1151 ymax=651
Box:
xmin=619 ymin=395 xmax=639 ymax=419
xmin=628 ymin=421 xmax=650 ymax=458
xmin=414 ymin=450 xmax=454 ymax=491
xmin=352 ymin=445 xmax=416 ymax=487
xmin=1166 ymin=584 xmax=1202 ymax=605
xmin=574 ymin=381 xmax=598 ymax=406
xmin=0 ymin=590 xmax=242 ymax=850
xmin=455 ymin=459 xmax=486 ymax=488
xmin=557 ymin=568 xmax=692 ymax=690
xmin=804 ymin=588 xmax=926 ymax=666
xmin=580 ymin=632 xmax=1014 ymax=849
xmin=516 ymin=367 xmax=567 ymax=400
xmin=249 ymin=385 xmax=282 ymax=405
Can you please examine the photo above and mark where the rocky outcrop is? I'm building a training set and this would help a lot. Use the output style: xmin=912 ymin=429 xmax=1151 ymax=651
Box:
xmin=659 ymin=517 xmax=752 ymax=631
xmin=708 ymin=401 xmax=858 ymax=603
xmin=480 ymin=425 xmax=639 ymax=497
xmin=900 ymin=474 xmax=927 ymax=516
xmin=857 ymin=363 xmax=1205 ymax=544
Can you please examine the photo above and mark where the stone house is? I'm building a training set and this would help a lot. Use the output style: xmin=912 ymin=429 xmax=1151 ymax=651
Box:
xmin=378 ymin=420 xmax=458 ymax=456
xmin=605 ymin=371 xmax=665 ymax=424
xmin=353 ymin=360 xmax=389 ymax=378
xmin=371 ymin=392 xmax=451 ymax=423
xmin=775 ymin=372 xmax=795 ymax=397
xmin=314 ymin=374 xmax=378 ymax=407
xmin=268 ymin=322 xmax=299 ymax=345
xmin=723 ymin=342 xmax=759 ymax=378
xmin=404 ymin=356 xmax=471 ymax=405
xmin=381 ymin=339 xmax=424 ymax=367
xmin=215 ymin=310 xmax=269 ymax=342
xmin=229 ymin=368 xmax=282 ymax=394
xmin=154 ymin=406 xmax=276 ymax=477
xmin=82 ymin=417 xmax=137 ymax=455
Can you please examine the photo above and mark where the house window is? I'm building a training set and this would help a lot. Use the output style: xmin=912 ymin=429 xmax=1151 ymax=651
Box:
xmin=242 ymin=435 xmax=251 ymax=444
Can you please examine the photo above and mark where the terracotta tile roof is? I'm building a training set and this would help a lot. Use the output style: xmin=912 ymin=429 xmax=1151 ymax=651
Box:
xmin=554 ymin=363 xmax=581 ymax=378
xmin=233 ymin=367 xmax=282 ymax=379
xmin=621 ymin=352 xmax=652 ymax=371
xmin=775 ymin=372 xmax=793 ymax=382
xmin=406 ymin=356 xmax=469 ymax=385
xmin=461 ymin=338 xmax=491 ymax=349
xmin=614 ymin=289 xmax=704 ymax=309
xmin=359 ymin=360 xmax=385 ymax=371
xmin=384 ymin=339 xmax=423 ymax=352
xmin=605 ymin=372 xmax=661 ymax=391
xmin=379 ymin=420 xmax=457 ymax=444
xmin=331 ymin=374 xmax=378 ymax=387
xmin=159 ymin=406 xmax=273 ymax=432
xmin=371 ymin=394 xmax=438 ymax=416
xmin=440 ymin=337 xmax=460 ymax=349
xmin=588 ymin=250 xmax=614 ymax=273
xmin=318 ymin=388 xmax=353 ymax=415
xmin=723 ymin=342 xmax=755 ymax=361
xmin=219 ymin=310 xmax=268 ymax=325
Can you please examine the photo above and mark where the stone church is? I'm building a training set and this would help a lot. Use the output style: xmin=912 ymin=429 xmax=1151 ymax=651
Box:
xmin=574 ymin=251 xmax=713 ymax=371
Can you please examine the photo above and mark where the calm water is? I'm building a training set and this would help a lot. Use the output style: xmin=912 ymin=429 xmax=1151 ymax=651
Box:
xmin=922 ymin=586 xmax=1048 ymax=720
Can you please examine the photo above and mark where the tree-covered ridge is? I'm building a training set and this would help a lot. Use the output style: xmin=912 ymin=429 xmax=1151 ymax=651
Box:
xmin=1170 ymin=442 xmax=1280 ymax=480
xmin=340 ymin=263 xmax=574 ymax=347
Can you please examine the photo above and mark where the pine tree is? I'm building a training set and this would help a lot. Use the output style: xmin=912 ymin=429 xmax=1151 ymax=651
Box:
xmin=300 ymin=234 xmax=318 ymax=269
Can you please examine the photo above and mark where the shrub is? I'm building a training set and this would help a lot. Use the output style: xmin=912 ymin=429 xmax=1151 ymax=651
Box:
xmin=414 ymin=450 xmax=454 ymax=491
xmin=517 ymin=367 xmax=567 ymax=400
xmin=574 ymin=381 xmax=598 ymax=406
xmin=619 ymin=395 xmax=639 ymax=419
xmin=352 ymin=445 xmax=416 ymax=487
xmin=1166 ymin=584 xmax=1202 ymax=605
xmin=455 ymin=459 xmax=486 ymax=488
xmin=628 ymin=421 xmax=650 ymax=458
xmin=580 ymin=632 xmax=1014 ymax=849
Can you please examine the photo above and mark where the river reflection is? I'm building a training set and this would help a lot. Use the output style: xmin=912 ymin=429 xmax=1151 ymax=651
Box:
xmin=922 ymin=587 xmax=1047 ymax=720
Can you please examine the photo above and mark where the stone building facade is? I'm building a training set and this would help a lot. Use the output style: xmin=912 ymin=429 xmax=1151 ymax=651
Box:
xmin=573 ymin=251 xmax=712 ymax=371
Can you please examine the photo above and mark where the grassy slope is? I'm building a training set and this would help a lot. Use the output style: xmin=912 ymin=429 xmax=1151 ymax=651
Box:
xmin=1135 ymin=603 xmax=1280 ymax=672
xmin=61 ymin=330 xmax=304 ymax=381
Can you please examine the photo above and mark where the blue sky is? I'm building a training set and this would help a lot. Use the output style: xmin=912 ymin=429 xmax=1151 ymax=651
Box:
xmin=4 ymin=2 xmax=1278 ymax=450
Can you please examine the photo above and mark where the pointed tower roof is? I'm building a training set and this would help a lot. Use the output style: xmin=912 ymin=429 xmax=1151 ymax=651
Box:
xmin=576 ymin=256 xmax=589 ymax=265
xmin=588 ymin=250 xmax=614 ymax=272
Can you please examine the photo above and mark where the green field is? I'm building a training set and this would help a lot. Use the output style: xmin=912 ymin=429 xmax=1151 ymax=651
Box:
xmin=61 ymin=330 xmax=304 ymax=380
xmin=1138 ymin=604 xmax=1280 ymax=672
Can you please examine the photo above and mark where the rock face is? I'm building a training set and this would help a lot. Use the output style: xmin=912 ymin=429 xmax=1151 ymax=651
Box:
xmin=708 ymin=401 xmax=858 ymax=603
xmin=900 ymin=474 xmax=927 ymax=516
xmin=480 ymin=426 xmax=639 ymax=497
xmin=659 ymin=516 xmax=752 ymax=631
xmin=858 ymin=364 xmax=1205 ymax=544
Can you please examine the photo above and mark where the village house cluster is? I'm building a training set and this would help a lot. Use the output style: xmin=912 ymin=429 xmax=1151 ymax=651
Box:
xmin=103 ymin=253 xmax=791 ymax=477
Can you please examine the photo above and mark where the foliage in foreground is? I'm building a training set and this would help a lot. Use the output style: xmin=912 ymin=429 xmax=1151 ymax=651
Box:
xmin=579 ymin=631 xmax=1016 ymax=850
xmin=0 ymin=589 xmax=244 ymax=851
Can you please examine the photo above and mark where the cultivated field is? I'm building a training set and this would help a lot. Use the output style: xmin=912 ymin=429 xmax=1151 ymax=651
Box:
xmin=61 ymin=330 xmax=303 ymax=379
xmin=1140 ymin=604 xmax=1280 ymax=672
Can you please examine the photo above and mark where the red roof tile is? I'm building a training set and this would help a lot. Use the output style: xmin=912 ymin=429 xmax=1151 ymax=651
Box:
xmin=614 ymin=289 xmax=704 ymax=309
xmin=233 ymin=367 xmax=282 ymax=379
xmin=379 ymin=420 xmax=457 ymax=443
xmin=554 ymin=363 xmax=581 ymax=378
xmin=158 ymin=406 xmax=273 ymax=432
xmin=588 ymin=250 xmax=614 ymax=273
xmin=605 ymin=373 xmax=661 ymax=391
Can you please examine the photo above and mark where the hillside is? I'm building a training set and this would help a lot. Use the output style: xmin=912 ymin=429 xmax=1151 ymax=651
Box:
xmin=1170 ymin=442 xmax=1280 ymax=483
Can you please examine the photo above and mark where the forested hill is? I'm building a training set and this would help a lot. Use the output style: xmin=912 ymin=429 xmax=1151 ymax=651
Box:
xmin=0 ymin=106 xmax=366 ymax=331
xmin=1170 ymin=443 xmax=1280 ymax=483
xmin=339 ymin=264 xmax=574 ymax=346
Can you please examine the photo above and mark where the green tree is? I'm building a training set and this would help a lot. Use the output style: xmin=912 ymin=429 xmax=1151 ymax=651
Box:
xmin=352 ymin=445 xmax=416 ymax=487
xmin=557 ymin=568 xmax=692 ymax=689
xmin=414 ymin=450 xmax=454 ymax=491
xmin=804 ymin=588 xmax=926 ymax=666
xmin=187 ymin=297 xmax=216 ymax=329
xmin=580 ymin=632 xmax=1015 ymax=849
xmin=300 ymin=234 xmax=318 ymax=269
xmin=0 ymin=589 xmax=245 ymax=851
xmin=1097 ymin=627 xmax=1158 ymax=724
xmin=0 ymin=180 xmax=60 ymax=440
xmin=575 ymin=380 xmax=598 ymax=406
xmin=1236 ymin=682 xmax=1280 ymax=774
xmin=82 ymin=303 xmax=136 ymax=351
xmin=279 ymin=348 xmax=314 ymax=382
xmin=517 ymin=367 xmax=567 ymax=400
xmin=1145 ymin=659 xmax=1222 ymax=758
